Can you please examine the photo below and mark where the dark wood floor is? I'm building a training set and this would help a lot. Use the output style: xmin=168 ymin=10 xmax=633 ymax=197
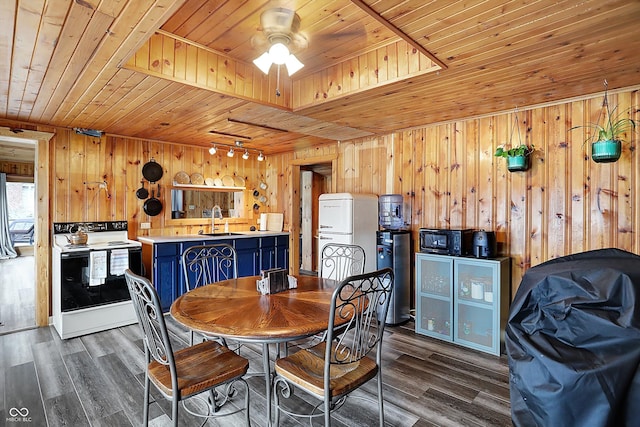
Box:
xmin=0 ymin=316 xmax=511 ymax=426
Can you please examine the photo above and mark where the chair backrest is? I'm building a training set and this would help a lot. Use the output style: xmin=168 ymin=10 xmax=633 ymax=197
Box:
xmin=319 ymin=243 xmax=366 ymax=281
xmin=124 ymin=269 xmax=176 ymax=372
xmin=182 ymin=243 xmax=238 ymax=292
xmin=325 ymin=267 xmax=394 ymax=368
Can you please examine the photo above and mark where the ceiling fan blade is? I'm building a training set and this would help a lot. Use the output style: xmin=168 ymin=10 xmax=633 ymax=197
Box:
xmin=251 ymin=33 xmax=270 ymax=50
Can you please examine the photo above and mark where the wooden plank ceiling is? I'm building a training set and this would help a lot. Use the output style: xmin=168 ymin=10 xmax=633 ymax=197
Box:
xmin=1 ymin=0 xmax=639 ymax=156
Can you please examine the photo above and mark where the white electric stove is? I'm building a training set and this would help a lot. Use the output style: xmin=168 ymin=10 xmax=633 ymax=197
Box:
xmin=51 ymin=221 xmax=143 ymax=339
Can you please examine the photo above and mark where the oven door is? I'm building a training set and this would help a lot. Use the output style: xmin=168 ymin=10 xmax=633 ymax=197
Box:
xmin=60 ymin=247 xmax=142 ymax=311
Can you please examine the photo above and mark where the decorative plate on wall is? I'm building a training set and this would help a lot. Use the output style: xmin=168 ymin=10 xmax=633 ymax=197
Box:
xmin=213 ymin=177 xmax=223 ymax=186
xmin=221 ymin=175 xmax=234 ymax=187
xmin=174 ymin=171 xmax=190 ymax=184
xmin=234 ymin=176 xmax=245 ymax=187
xmin=205 ymin=177 xmax=215 ymax=186
xmin=190 ymin=173 xmax=205 ymax=185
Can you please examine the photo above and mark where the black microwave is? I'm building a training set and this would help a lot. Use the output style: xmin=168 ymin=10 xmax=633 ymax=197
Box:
xmin=419 ymin=228 xmax=474 ymax=256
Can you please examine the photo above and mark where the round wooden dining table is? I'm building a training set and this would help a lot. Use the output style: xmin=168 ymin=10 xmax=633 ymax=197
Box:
xmin=170 ymin=274 xmax=341 ymax=426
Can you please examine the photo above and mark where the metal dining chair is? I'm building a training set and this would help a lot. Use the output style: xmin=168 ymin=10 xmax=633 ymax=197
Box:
xmin=319 ymin=243 xmax=366 ymax=280
xmin=124 ymin=269 xmax=250 ymax=427
xmin=273 ymin=267 xmax=394 ymax=427
xmin=182 ymin=243 xmax=237 ymax=346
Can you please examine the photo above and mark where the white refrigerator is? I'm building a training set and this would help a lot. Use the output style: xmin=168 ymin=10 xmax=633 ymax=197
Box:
xmin=318 ymin=193 xmax=378 ymax=276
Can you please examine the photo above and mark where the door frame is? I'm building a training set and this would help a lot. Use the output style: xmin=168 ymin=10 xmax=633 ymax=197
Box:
xmin=288 ymin=154 xmax=337 ymax=275
xmin=0 ymin=127 xmax=53 ymax=327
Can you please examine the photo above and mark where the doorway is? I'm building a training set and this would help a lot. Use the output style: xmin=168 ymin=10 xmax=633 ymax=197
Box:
xmin=299 ymin=165 xmax=331 ymax=274
xmin=0 ymin=127 xmax=52 ymax=332
xmin=288 ymin=154 xmax=337 ymax=276
xmin=0 ymin=137 xmax=36 ymax=333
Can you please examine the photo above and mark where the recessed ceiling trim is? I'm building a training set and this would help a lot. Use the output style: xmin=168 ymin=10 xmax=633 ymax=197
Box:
xmin=227 ymin=118 xmax=289 ymax=133
xmin=208 ymin=130 xmax=252 ymax=140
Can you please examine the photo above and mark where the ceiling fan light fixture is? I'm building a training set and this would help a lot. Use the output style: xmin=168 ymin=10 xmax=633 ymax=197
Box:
xmin=253 ymin=52 xmax=272 ymax=74
xmin=284 ymin=53 xmax=304 ymax=76
xmin=268 ymin=42 xmax=290 ymax=64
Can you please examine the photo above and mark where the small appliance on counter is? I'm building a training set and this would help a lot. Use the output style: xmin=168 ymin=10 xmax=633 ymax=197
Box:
xmin=472 ymin=230 xmax=497 ymax=258
xmin=419 ymin=228 xmax=474 ymax=256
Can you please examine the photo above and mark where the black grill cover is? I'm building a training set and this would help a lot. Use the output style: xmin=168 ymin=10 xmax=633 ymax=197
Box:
xmin=506 ymin=248 xmax=640 ymax=427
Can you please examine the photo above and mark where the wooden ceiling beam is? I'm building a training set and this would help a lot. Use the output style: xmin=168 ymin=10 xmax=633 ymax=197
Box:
xmin=349 ymin=0 xmax=447 ymax=70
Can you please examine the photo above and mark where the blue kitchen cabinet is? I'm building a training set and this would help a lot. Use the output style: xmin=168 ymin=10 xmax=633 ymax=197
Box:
xmin=260 ymin=237 xmax=276 ymax=271
xmin=146 ymin=234 xmax=289 ymax=312
xmin=275 ymin=235 xmax=289 ymax=269
xmin=153 ymin=243 xmax=180 ymax=312
xmin=234 ymin=237 xmax=260 ymax=277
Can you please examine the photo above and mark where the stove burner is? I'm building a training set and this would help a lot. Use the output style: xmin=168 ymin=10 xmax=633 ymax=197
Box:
xmin=65 ymin=243 xmax=88 ymax=249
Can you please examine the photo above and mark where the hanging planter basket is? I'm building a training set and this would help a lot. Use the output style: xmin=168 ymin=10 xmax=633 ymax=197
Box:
xmin=591 ymin=140 xmax=621 ymax=163
xmin=507 ymin=155 xmax=530 ymax=172
xmin=571 ymin=80 xmax=636 ymax=164
xmin=495 ymin=107 xmax=534 ymax=173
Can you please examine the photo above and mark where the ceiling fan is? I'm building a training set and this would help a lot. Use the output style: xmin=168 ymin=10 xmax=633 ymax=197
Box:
xmin=252 ymin=7 xmax=308 ymax=78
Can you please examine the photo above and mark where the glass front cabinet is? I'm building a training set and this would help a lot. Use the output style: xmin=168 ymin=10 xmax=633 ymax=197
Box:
xmin=415 ymin=253 xmax=510 ymax=355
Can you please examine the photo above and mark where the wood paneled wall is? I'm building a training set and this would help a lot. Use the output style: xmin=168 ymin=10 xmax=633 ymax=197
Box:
xmin=0 ymin=161 xmax=34 ymax=177
xmin=50 ymin=131 xmax=269 ymax=237
xmin=0 ymin=88 xmax=637 ymax=314
xmin=271 ymin=89 xmax=639 ymax=296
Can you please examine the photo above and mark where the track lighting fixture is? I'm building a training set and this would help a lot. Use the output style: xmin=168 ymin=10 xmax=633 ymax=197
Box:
xmin=208 ymin=141 xmax=265 ymax=160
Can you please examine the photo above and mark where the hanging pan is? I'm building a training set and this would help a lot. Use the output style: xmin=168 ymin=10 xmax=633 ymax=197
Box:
xmin=136 ymin=180 xmax=149 ymax=200
xmin=143 ymin=186 xmax=163 ymax=216
xmin=142 ymin=158 xmax=163 ymax=183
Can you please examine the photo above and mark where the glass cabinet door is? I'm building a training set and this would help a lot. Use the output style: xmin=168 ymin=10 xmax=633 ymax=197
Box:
xmin=454 ymin=259 xmax=498 ymax=353
xmin=416 ymin=254 xmax=453 ymax=341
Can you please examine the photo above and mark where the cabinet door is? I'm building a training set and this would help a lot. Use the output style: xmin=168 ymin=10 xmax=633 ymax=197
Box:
xmin=235 ymin=237 xmax=259 ymax=277
xmin=260 ymin=237 xmax=276 ymax=271
xmin=275 ymin=235 xmax=289 ymax=269
xmin=153 ymin=243 xmax=180 ymax=312
xmin=453 ymin=258 xmax=501 ymax=354
xmin=415 ymin=254 xmax=454 ymax=341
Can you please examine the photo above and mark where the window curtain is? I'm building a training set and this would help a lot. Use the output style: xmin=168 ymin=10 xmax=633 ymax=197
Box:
xmin=0 ymin=173 xmax=18 ymax=259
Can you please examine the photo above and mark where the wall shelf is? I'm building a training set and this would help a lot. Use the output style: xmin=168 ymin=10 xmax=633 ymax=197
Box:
xmin=171 ymin=182 xmax=246 ymax=191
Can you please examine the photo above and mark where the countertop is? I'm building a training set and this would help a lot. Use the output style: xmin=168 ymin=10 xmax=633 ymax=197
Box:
xmin=137 ymin=230 xmax=289 ymax=244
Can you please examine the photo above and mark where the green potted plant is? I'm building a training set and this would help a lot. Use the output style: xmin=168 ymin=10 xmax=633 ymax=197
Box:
xmin=494 ymin=144 xmax=535 ymax=172
xmin=571 ymin=105 xmax=637 ymax=163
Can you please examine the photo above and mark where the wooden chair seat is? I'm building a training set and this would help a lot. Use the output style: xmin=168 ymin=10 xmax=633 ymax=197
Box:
xmin=275 ymin=341 xmax=378 ymax=398
xmin=149 ymin=340 xmax=249 ymax=398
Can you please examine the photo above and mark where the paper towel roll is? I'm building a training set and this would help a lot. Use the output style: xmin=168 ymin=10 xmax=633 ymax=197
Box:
xmin=259 ymin=213 xmax=268 ymax=231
